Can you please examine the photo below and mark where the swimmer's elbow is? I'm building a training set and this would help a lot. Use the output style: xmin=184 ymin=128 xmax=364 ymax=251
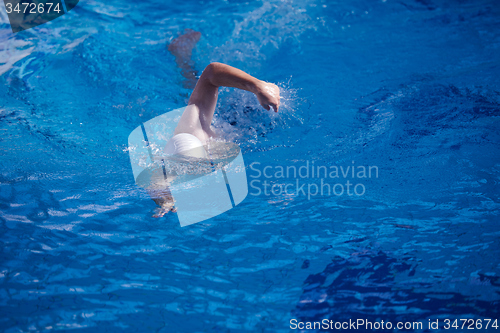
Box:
xmin=202 ymin=62 xmax=223 ymax=85
xmin=206 ymin=62 xmax=224 ymax=72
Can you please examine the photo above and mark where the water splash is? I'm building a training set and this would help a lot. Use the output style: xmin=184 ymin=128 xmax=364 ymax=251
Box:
xmin=208 ymin=0 xmax=316 ymax=68
xmin=212 ymin=76 xmax=305 ymax=151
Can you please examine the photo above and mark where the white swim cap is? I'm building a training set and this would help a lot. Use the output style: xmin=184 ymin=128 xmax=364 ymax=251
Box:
xmin=164 ymin=133 xmax=208 ymax=159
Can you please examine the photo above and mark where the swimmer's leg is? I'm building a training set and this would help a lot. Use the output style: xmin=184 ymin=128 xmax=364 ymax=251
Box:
xmin=168 ymin=29 xmax=201 ymax=89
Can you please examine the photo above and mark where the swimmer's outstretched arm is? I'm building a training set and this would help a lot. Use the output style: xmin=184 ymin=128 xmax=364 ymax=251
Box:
xmin=152 ymin=62 xmax=280 ymax=217
xmin=189 ymin=62 xmax=281 ymax=136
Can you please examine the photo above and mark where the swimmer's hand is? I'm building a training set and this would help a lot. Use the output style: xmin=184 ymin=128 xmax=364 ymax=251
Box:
xmin=149 ymin=189 xmax=177 ymax=218
xmin=255 ymin=81 xmax=280 ymax=112
xmin=152 ymin=204 xmax=177 ymax=218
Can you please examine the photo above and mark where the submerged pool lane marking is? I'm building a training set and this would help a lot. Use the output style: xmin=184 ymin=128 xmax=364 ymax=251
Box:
xmin=140 ymin=123 xmax=155 ymax=162
xmin=140 ymin=122 xmax=174 ymax=211
xmin=222 ymin=168 xmax=236 ymax=208
xmin=208 ymin=146 xmax=236 ymax=208
xmin=141 ymin=122 xmax=168 ymax=178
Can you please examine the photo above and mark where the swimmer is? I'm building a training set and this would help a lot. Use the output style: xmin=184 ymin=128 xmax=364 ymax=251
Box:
xmin=149 ymin=29 xmax=280 ymax=217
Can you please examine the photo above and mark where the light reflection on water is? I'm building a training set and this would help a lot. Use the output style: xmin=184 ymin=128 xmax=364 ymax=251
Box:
xmin=1 ymin=0 xmax=500 ymax=331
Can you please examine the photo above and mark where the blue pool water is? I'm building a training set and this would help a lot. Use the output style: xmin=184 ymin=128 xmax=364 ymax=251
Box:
xmin=1 ymin=0 xmax=499 ymax=331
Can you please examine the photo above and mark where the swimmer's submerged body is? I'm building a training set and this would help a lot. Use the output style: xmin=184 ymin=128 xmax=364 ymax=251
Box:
xmin=150 ymin=30 xmax=280 ymax=217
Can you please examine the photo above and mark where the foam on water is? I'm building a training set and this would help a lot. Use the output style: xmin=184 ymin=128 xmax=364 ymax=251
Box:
xmin=212 ymin=78 xmax=304 ymax=152
xmin=207 ymin=1 xmax=316 ymax=68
